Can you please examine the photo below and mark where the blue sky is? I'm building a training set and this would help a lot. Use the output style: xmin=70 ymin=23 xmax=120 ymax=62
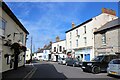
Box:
xmin=6 ymin=2 xmax=118 ymax=52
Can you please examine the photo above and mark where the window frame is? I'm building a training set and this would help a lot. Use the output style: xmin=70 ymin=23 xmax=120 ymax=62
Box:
xmin=102 ymin=33 xmax=106 ymax=45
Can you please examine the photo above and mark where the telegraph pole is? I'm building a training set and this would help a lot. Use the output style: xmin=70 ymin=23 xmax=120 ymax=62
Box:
xmin=30 ymin=36 xmax=33 ymax=61
xmin=33 ymin=44 xmax=35 ymax=53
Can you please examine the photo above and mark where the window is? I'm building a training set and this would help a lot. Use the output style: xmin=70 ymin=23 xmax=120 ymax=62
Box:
xmin=76 ymin=29 xmax=78 ymax=36
xmin=70 ymin=32 xmax=71 ymax=39
xmin=54 ymin=47 xmax=56 ymax=52
xmin=0 ymin=19 xmax=6 ymax=35
xmin=84 ymin=26 xmax=86 ymax=34
xmin=84 ymin=37 xmax=87 ymax=45
xmin=0 ymin=19 xmax=6 ymax=30
xmin=102 ymin=33 xmax=106 ymax=44
xmin=70 ymin=41 xmax=72 ymax=48
xmin=20 ymin=33 xmax=24 ymax=43
xmin=76 ymin=39 xmax=78 ymax=47
xmin=59 ymin=46 xmax=62 ymax=52
xmin=63 ymin=47 xmax=65 ymax=50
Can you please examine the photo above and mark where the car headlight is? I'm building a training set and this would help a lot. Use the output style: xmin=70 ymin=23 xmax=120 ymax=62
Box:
xmin=87 ymin=63 xmax=92 ymax=66
xmin=79 ymin=63 xmax=82 ymax=66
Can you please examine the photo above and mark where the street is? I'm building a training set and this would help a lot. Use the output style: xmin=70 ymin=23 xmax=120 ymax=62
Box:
xmin=24 ymin=61 xmax=120 ymax=80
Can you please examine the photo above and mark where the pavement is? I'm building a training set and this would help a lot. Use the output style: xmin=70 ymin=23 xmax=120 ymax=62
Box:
xmin=2 ymin=64 xmax=34 ymax=80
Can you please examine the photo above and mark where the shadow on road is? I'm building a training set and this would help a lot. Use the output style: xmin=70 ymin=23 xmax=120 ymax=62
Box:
xmin=30 ymin=63 xmax=67 ymax=80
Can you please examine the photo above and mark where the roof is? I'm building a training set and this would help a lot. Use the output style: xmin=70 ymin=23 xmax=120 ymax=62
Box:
xmin=65 ymin=19 xmax=92 ymax=33
xmin=2 ymin=2 xmax=29 ymax=34
xmin=36 ymin=42 xmax=52 ymax=53
xmin=94 ymin=18 xmax=120 ymax=34
xmin=52 ymin=39 xmax=66 ymax=43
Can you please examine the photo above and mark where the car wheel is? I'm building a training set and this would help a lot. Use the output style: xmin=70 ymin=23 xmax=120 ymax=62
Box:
xmin=83 ymin=69 xmax=87 ymax=72
xmin=92 ymin=66 xmax=100 ymax=74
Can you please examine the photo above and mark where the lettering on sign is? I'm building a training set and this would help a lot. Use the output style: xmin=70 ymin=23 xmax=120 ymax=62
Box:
xmin=102 ymin=8 xmax=116 ymax=16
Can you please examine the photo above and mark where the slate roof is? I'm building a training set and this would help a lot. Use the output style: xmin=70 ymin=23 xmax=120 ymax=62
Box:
xmin=94 ymin=18 xmax=120 ymax=34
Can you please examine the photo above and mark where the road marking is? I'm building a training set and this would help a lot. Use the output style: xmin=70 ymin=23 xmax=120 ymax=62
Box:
xmin=27 ymin=67 xmax=37 ymax=78
xmin=23 ymin=64 xmax=37 ymax=80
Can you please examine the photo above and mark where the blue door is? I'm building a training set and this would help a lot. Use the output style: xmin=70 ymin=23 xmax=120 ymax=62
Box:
xmin=85 ymin=54 xmax=90 ymax=61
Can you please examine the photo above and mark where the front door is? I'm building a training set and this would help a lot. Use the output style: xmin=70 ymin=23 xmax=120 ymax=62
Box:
xmin=85 ymin=54 xmax=90 ymax=61
xmin=56 ymin=55 xmax=58 ymax=62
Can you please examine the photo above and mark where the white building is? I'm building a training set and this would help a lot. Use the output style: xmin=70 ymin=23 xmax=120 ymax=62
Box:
xmin=1 ymin=2 xmax=29 ymax=72
xmin=51 ymin=36 xmax=66 ymax=61
xmin=65 ymin=8 xmax=117 ymax=61
xmin=32 ymin=53 xmax=44 ymax=61
xmin=43 ymin=50 xmax=51 ymax=61
xmin=25 ymin=48 xmax=31 ymax=63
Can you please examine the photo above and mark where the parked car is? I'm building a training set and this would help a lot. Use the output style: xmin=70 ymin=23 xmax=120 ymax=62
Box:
xmin=107 ymin=59 xmax=120 ymax=76
xmin=81 ymin=54 xmax=118 ymax=74
xmin=66 ymin=58 xmax=80 ymax=67
xmin=58 ymin=58 xmax=66 ymax=65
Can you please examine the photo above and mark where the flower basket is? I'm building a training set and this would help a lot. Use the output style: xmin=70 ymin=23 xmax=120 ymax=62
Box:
xmin=4 ymin=54 xmax=9 ymax=58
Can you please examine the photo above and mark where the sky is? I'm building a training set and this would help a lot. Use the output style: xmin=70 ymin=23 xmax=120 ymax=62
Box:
xmin=6 ymin=2 xmax=119 ymax=52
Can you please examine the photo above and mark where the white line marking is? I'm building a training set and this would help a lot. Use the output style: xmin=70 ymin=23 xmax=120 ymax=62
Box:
xmin=23 ymin=63 xmax=36 ymax=80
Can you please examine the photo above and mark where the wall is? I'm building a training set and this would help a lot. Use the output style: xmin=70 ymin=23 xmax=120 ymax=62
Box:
xmin=95 ymin=28 xmax=119 ymax=56
xmin=25 ymin=48 xmax=31 ymax=61
xmin=52 ymin=40 xmax=66 ymax=54
xmin=2 ymin=9 xmax=27 ymax=72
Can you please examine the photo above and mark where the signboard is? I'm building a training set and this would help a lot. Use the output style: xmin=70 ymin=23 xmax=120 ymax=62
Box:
xmin=102 ymin=8 xmax=116 ymax=16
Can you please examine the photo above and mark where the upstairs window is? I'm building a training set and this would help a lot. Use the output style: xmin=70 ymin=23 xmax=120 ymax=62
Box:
xmin=59 ymin=46 xmax=62 ymax=52
xmin=84 ymin=26 xmax=86 ymax=34
xmin=84 ymin=37 xmax=87 ymax=45
xmin=76 ymin=39 xmax=78 ymax=47
xmin=76 ymin=29 xmax=78 ymax=36
xmin=70 ymin=32 xmax=72 ymax=39
xmin=70 ymin=41 xmax=72 ymax=48
xmin=0 ymin=19 xmax=6 ymax=30
xmin=20 ymin=33 xmax=24 ymax=44
xmin=54 ymin=47 xmax=56 ymax=52
xmin=102 ymin=33 xmax=106 ymax=44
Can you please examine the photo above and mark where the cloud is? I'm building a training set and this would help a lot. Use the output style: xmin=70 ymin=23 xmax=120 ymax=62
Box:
xmin=6 ymin=2 xmax=87 ymax=51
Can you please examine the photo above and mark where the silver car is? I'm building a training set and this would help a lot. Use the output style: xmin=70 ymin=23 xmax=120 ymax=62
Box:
xmin=107 ymin=59 xmax=120 ymax=76
xmin=58 ymin=58 xmax=66 ymax=65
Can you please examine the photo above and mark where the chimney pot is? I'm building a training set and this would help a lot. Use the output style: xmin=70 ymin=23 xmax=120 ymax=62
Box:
xmin=56 ymin=36 xmax=60 ymax=42
xmin=72 ymin=22 xmax=75 ymax=28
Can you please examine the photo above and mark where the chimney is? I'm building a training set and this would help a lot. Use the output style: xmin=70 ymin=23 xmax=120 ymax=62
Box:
xmin=50 ymin=41 xmax=52 ymax=44
xmin=72 ymin=22 xmax=75 ymax=28
xmin=56 ymin=36 xmax=60 ymax=42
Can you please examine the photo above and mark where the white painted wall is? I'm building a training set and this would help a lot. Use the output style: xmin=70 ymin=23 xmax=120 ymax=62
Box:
xmin=33 ymin=53 xmax=44 ymax=60
xmin=25 ymin=48 xmax=31 ymax=61
xmin=1 ymin=7 xmax=27 ymax=72
xmin=66 ymin=13 xmax=117 ymax=60
xmin=52 ymin=40 xmax=66 ymax=53
xmin=43 ymin=50 xmax=50 ymax=60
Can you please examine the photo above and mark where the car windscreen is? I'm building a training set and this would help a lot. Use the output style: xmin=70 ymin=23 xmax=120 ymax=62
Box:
xmin=112 ymin=60 xmax=120 ymax=64
xmin=92 ymin=56 xmax=103 ymax=62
